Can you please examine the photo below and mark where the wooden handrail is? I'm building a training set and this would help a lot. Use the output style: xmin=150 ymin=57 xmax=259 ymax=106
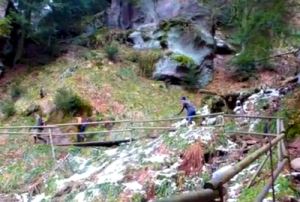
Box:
xmin=0 ymin=113 xmax=224 ymax=130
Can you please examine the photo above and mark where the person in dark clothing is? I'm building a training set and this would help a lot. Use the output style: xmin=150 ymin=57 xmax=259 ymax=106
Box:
xmin=40 ymin=87 xmax=45 ymax=99
xmin=77 ymin=117 xmax=87 ymax=142
xmin=34 ymin=114 xmax=47 ymax=144
xmin=177 ymin=96 xmax=197 ymax=124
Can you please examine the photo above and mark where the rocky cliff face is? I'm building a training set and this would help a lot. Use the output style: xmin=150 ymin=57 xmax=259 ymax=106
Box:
xmin=107 ymin=0 xmax=215 ymax=88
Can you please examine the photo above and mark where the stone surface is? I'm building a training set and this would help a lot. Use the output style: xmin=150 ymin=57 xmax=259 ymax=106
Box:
xmin=291 ymin=158 xmax=300 ymax=171
xmin=107 ymin=0 xmax=215 ymax=88
xmin=39 ymin=98 xmax=56 ymax=116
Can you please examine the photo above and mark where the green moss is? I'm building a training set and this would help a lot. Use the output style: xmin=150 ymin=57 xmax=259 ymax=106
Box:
xmin=159 ymin=19 xmax=190 ymax=32
xmin=276 ymin=107 xmax=300 ymax=140
xmin=201 ymin=95 xmax=227 ymax=113
xmin=171 ymin=54 xmax=195 ymax=67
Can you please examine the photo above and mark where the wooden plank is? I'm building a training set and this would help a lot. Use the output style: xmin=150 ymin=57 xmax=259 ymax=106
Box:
xmin=227 ymin=131 xmax=278 ymax=137
xmin=56 ymin=139 xmax=134 ymax=147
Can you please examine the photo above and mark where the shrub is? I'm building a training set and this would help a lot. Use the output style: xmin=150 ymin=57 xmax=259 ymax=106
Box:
xmin=126 ymin=51 xmax=140 ymax=63
xmin=0 ymin=100 xmax=16 ymax=118
xmin=10 ymin=83 xmax=23 ymax=100
xmin=0 ymin=17 xmax=12 ymax=37
xmin=88 ymin=28 xmax=109 ymax=48
xmin=229 ymin=52 xmax=257 ymax=81
xmin=54 ymin=88 xmax=92 ymax=116
xmin=105 ymin=42 xmax=119 ymax=61
xmin=137 ymin=50 xmax=161 ymax=77
xmin=227 ymin=0 xmax=291 ymax=80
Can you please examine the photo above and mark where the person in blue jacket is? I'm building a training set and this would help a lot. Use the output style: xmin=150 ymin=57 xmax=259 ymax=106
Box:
xmin=177 ymin=96 xmax=197 ymax=124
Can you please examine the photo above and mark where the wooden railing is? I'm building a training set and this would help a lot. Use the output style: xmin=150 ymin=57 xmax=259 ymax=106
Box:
xmin=0 ymin=114 xmax=289 ymax=202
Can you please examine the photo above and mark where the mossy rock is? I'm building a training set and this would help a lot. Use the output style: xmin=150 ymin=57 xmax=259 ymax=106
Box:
xmin=158 ymin=19 xmax=190 ymax=32
xmin=281 ymin=110 xmax=300 ymax=140
xmin=201 ymin=95 xmax=228 ymax=113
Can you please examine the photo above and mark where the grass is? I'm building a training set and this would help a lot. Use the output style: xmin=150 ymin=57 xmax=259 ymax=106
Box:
xmin=0 ymin=99 xmax=16 ymax=118
xmin=155 ymin=179 xmax=176 ymax=199
xmin=0 ymin=143 xmax=57 ymax=193
xmin=239 ymin=175 xmax=300 ymax=201
xmin=255 ymin=119 xmax=277 ymax=134
xmin=0 ymin=44 xmax=200 ymax=196
xmin=238 ymin=180 xmax=265 ymax=202
xmin=10 ymin=82 xmax=24 ymax=100
xmin=276 ymin=176 xmax=300 ymax=199
xmin=137 ymin=50 xmax=162 ymax=77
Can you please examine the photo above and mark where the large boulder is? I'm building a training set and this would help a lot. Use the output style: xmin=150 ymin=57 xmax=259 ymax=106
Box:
xmin=152 ymin=19 xmax=214 ymax=87
xmin=107 ymin=0 xmax=215 ymax=88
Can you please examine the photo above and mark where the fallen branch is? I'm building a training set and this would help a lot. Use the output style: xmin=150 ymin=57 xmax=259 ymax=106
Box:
xmin=254 ymin=48 xmax=300 ymax=63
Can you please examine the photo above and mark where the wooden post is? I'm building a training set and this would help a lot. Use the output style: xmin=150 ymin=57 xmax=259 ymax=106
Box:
xmin=268 ymin=137 xmax=276 ymax=202
xmin=246 ymin=153 xmax=269 ymax=188
xmin=130 ymin=121 xmax=134 ymax=142
xmin=255 ymin=159 xmax=288 ymax=202
xmin=205 ymin=134 xmax=285 ymax=190
xmin=48 ymin=128 xmax=56 ymax=161
xmin=280 ymin=119 xmax=291 ymax=170
xmin=276 ymin=118 xmax=283 ymax=161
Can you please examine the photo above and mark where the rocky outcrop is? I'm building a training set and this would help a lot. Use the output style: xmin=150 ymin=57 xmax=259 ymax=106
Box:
xmin=107 ymin=0 xmax=212 ymax=29
xmin=107 ymin=0 xmax=215 ymax=88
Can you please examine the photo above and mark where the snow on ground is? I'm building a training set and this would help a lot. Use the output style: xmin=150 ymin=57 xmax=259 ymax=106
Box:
xmin=25 ymin=116 xmax=218 ymax=201
xmin=226 ymin=163 xmax=259 ymax=201
xmin=234 ymin=88 xmax=282 ymax=131
xmin=23 ymin=90 xmax=287 ymax=201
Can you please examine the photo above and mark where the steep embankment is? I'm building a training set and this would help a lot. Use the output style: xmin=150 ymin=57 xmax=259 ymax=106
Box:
xmin=0 ymin=44 xmax=201 ymax=196
xmin=1 ymin=0 xmax=300 ymax=201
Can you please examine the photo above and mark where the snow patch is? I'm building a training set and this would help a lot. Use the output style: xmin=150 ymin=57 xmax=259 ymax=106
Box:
xmin=124 ymin=181 xmax=143 ymax=192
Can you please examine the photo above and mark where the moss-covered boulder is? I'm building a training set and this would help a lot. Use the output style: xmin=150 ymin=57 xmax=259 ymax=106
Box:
xmin=109 ymin=0 xmax=214 ymax=88
xmin=152 ymin=18 xmax=214 ymax=88
xmin=201 ymin=95 xmax=228 ymax=113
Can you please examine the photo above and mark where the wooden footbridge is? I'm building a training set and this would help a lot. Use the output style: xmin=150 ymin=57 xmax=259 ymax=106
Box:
xmin=0 ymin=113 xmax=290 ymax=202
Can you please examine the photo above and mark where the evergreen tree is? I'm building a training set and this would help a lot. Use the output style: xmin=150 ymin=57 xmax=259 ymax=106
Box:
xmin=8 ymin=0 xmax=108 ymax=63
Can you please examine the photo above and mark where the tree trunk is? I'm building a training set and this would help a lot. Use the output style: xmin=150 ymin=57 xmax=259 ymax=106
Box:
xmin=13 ymin=28 xmax=25 ymax=66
